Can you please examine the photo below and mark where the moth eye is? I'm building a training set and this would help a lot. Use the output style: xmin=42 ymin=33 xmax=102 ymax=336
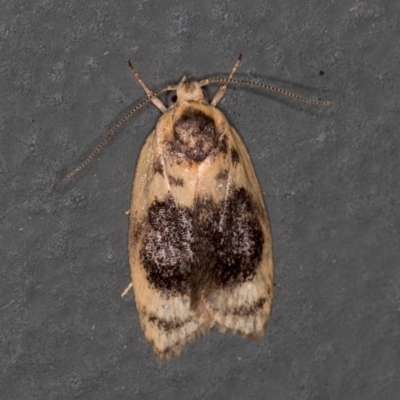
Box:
xmin=202 ymin=87 xmax=209 ymax=103
xmin=166 ymin=90 xmax=178 ymax=107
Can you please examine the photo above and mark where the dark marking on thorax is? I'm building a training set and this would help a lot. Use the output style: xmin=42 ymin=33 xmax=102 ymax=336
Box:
xmin=172 ymin=109 xmax=218 ymax=162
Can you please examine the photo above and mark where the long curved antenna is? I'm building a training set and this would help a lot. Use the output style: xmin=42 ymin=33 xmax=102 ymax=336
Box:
xmin=57 ymin=85 xmax=177 ymax=187
xmin=203 ymin=77 xmax=331 ymax=106
xmin=57 ymin=98 xmax=151 ymax=186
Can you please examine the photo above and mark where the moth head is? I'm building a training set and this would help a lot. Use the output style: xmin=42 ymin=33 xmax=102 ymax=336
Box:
xmin=166 ymin=76 xmax=208 ymax=105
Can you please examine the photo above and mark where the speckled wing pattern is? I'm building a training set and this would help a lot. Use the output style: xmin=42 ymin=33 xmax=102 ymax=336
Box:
xmin=128 ymin=96 xmax=273 ymax=360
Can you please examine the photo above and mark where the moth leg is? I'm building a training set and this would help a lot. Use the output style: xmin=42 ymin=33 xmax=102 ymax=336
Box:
xmin=126 ymin=60 xmax=167 ymax=113
xmin=121 ymin=282 xmax=133 ymax=297
xmin=211 ymin=54 xmax=243 ymax=106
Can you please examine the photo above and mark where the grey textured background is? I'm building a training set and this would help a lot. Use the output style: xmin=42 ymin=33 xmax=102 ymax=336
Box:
xmin=1 ymin=1 xmax=399 ymax=399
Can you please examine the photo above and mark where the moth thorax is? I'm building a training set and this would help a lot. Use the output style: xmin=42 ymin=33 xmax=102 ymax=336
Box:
xmin=173 ymin=109 xmax=218 ymax=162
xmin=176 ymin=80 xmax=205 ymax=102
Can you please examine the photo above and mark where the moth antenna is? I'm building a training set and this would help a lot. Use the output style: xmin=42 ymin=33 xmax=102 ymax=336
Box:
xmin=127 ymin=60 xmax=167 ymax=113
xmin=206 ymin=77 xmax=332 ymax=106
xmin=57 ymin=97 xmax=151 ymax=186
xmin=210 ymin=54 xmax=243 ymax=106
xmin=57 ymin=83 xmax=178 ymax=187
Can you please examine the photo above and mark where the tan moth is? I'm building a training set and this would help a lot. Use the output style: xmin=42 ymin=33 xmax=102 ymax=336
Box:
xmin=60 ymin=55 xmax=330 ymax=360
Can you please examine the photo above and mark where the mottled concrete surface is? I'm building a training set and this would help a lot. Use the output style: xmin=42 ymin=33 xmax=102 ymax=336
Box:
xmin=1 ymin=1 xmax=399 ymax=399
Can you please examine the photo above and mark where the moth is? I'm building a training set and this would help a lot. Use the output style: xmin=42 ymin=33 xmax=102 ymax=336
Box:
xmin=60 ymin=55 xmax=330 ymax=360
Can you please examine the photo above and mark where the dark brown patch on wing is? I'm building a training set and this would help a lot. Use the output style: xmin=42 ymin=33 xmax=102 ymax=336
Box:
xmin=153 ymin=156 xmax=164 ymax=175
xmin=141 ymin=195 xmax=193 ymax=296
xmin=231 ymin=148 xmax=240 ymax=166
xmin=215 ymin=169 xmax=229 ymax=181
xmin=190 ymin=188 xmax=264 ymax=309
xmin=130 ymin=220 xmax=143 ymax=243
xmin=218 ymin=135 xmax=228 ymax=154
xmin=148 ymin=314 xmax=191 ymax=331
xmin=168 ymin=175 xmax=184 ymax=187
xmin=172 ymin=109 xmax=218 ymax=162
xmin=141 ymin=189 xmax=264 ymax=305
xmin=230 ymin=297 xmax=267 ymax=317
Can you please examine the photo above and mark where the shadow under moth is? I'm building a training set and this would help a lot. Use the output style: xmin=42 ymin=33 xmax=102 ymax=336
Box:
xmin=60 ymin=55 xmax=330 ymax=360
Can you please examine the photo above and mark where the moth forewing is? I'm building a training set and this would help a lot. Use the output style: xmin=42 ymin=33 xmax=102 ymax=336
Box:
xmin=213 ymin=124 xmax=273 ymax=337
